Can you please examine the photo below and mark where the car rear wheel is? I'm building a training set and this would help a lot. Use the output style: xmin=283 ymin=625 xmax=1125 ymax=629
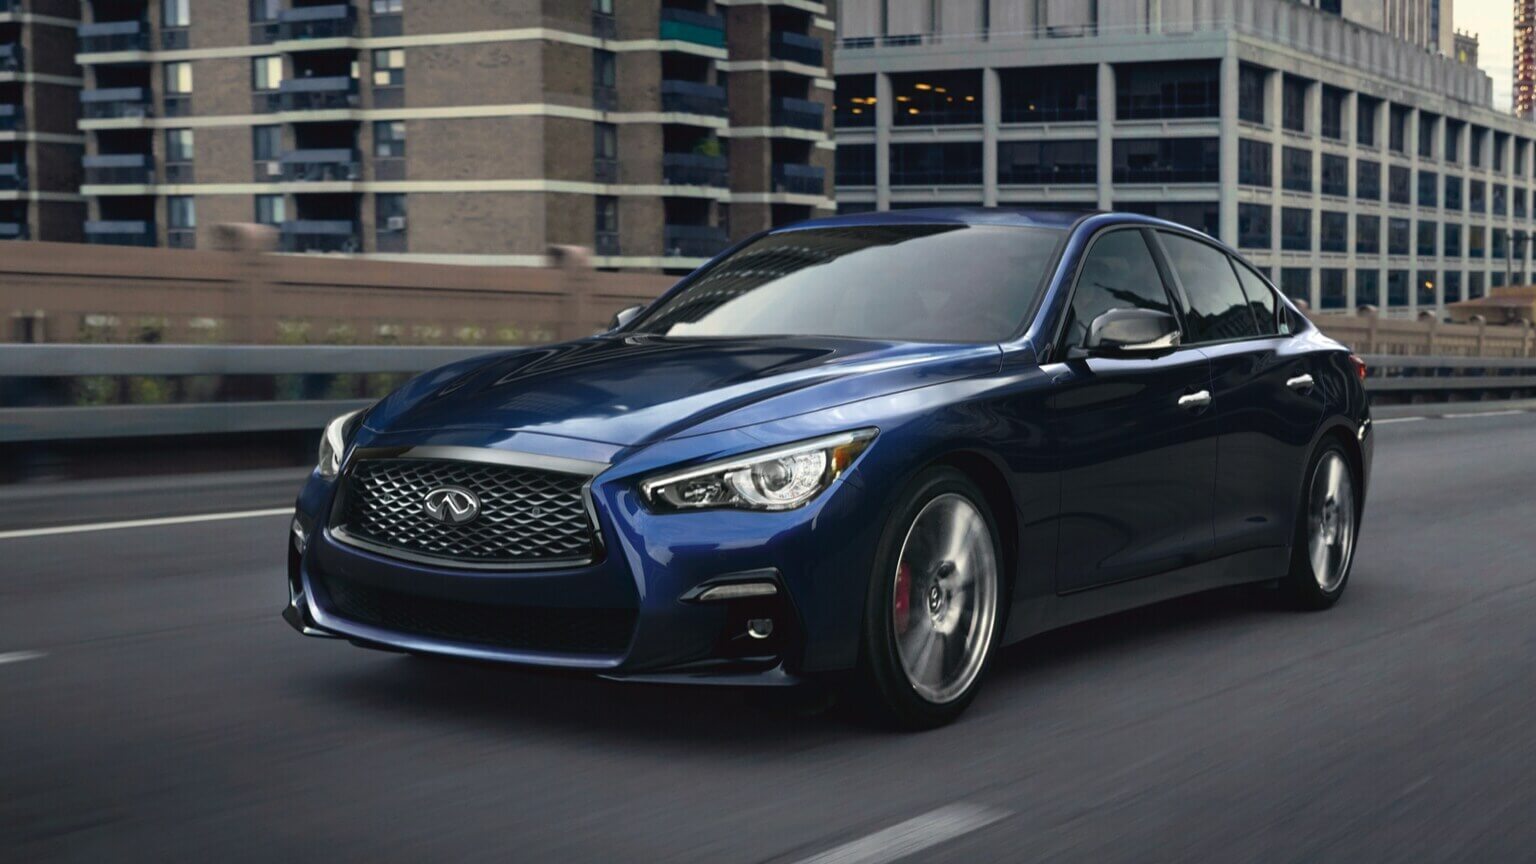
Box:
xmin=857 ymin=467 xmax=1002 ymax=729
xmin=1280 ymin=440 xmax=1358 ymax=610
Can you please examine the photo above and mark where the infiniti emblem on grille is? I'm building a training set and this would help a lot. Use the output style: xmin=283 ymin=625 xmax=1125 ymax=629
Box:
xmin=422 ymin=486 xmax=481 ymax=525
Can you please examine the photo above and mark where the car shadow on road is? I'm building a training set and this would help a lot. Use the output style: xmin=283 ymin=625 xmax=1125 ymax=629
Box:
xmin=311 ymin=583 xmax=1285 ymax=744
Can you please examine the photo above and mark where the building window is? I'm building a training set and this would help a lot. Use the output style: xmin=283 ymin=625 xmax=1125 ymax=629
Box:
xmin=1238 ymin=63 xmax=1266 ymax=124
xmin=1321 ymin=211 xmax=1347 ymax=253
xmin=165 ymin=128 xmax=194 ymax=163
xmin=1493 ymin=184 xmax=1508 ymax=216
xmin=1281 ymin=146 xmax=1311 ymax=193
xmin=998 ymin=140 xmax=1096 ymax=184
xmin=1321 ymin=153 xmax=1348 ymax=197
xmin=1388 ymin=165 xmax=1410 ymax=205
xmin=1444 ymin=271 xmax=1462 ymax=303
xmin=1320 ymin=86 xmax=1344 ymax=140
xmin=1280 ymin=267 xmax=1310 ymax=304
xmin=1357 ymin=269 xmax=1380 ymax=306
xmin=1387 ymin=270 xmax=1408 ymax=306
xmin=1494 ymin=228 xmax=1509 ymax=259
xmin=165 ymin=61 xmax=192 ymax=95
xmin=1470 ymin=126 xmax=1485 ymax=167
xmin=891 ymin=70 xmax=983 ymax=125
xmin=1356 ymin=160 xmax=1380 ymax=200
xmin=1494 ymin=135 xmax=1507 ymax=171
xmin=1469 ymin=271 xmax=1484 ymax=298
xmin=1516 ymin=140 xmax=1529 ymax=177
xmin=255 ymin=194 xmax=285 ymax=225
xmin=1238 ymin=203 xmax=1270 ymax=249
xmin=1238 ymin=139 xmax=1270 ymax=186
xmin=1444 ymin=223 xmax=1461 ymax=258
xmin=1416 ymin=170 xmax=1437 ymax=208
xmin=1115 ymin=60 xmax=1219 ymax=120
xmin=252 ymin=56 xmax=283 ymax=91
xmin=1389 ymin=105 xmax=1408 ymax=154
xmin=1281 ymin=75 xmax=1308 ymax=133
xmin=374 ymin=120 xmax=405 ymax=158
xmin=836 ymin=74 xmax=875 ymax=128
xmin=1516 ymin=188 xmax=1528 ymax=219
xmin=592 ymin=49 xmax=616 ymax=109
xmin=376 ymin=193 xmax=407 ymax=243
xmin=1444 ymin=175 xmax=1462 ymax=210
xmin=1444 ymin=121 xmax=1461 ymax=163
xmin=1320 ymin=268 xmax=1346 ymax=309
xmin=168 ymin=195 xmax=195 ymax=229
xmin=163 ymin=0 xmax=190 ymax=28
xmin=372 ymin=0 xmax=402 ymax=13
xmin=1417 ymin=271 xmax=1437 ymax=307
xmin=1388 ymin=217 xmax=1410 ymax=256
xmin=1357 ymin=96 xmax=1378 ymax=147
xmin=592 ymin=121 xmax=617 ymax=182
xmin=1280 ymin=207 xmax=1310 ymax=251
xmin=1356 ymin=214 xmax=1380 ymax=255
xmin=249 ymin=0 xmax=279 ymax=21
xmin=890 ymin=141 xmax=982 ymax=185
xmin=252 ymin=125 xmax=281 ymax=161
xmin=1117 ymin=202 xmax=1218 ymax=239
xmin=1469 ymin=225 xmax=1486 ymax=257
xmin=372 ymin=49 xmax=404 ymax=88
xmin=999 ymin=65 xmax=1095 ymax=123
xmin=835 ymin=143 xmax=874 ymax=186
xmin=1417 ymin=220 xmax=1437 ymax=258
xmin=1418 ymin=112 xmax=1436 ymax=158
xmin=1470 ymin=179 xmax=1486 ymax=213
xmin=1111 ymin=138 xmax=1218 ymax=184
xmin=595 ymin=195 xmax=619 ymax=253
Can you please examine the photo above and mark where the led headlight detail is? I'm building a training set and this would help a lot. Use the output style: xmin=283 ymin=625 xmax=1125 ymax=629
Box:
xmin=641 ymin=429 xmax=877 ymax=512
xmin=316 ymin=408 xmax=366 ymax=478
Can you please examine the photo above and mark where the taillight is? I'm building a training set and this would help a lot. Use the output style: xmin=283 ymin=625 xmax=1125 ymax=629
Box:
xmin=1348 ymin=354 xmax=1368 ymax=381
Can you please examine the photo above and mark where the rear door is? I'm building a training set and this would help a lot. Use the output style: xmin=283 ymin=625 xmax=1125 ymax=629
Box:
xmin=1153 ymin=232 xmax=1324 ymax=556
xmin=1048 ymin=228 xmax=1217 ymax=593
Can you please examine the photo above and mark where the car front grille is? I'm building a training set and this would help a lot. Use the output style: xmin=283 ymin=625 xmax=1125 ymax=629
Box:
xmin=333 ymin=458 xmax=598 ymax=566
xmin=316 ymin=571 xmax=635 ymax=655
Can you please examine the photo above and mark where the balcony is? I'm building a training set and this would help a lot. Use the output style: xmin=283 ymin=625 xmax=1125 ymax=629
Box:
xmin=658 ymin=8 xmax=724 ymax=48
xmin=84 ymin=153 xmax=153 ymax=184
xmin=0 ymin=162 xmax=25 ymax=190
xmin=279 ymin=148 xmax=361 ymax=181
xmin=85 ymin=220 xmax=156 ymax=247
xmin=0 ymin=104 xmax=22 ymax=132
xmin=770 ymin=32 xmax=823 ymax=67
xmin=280 ymin=219 xmax=359 ymax=253
xmin=772 ymin=163 xmax=825 ymax=195
xmin=0 ymin=222 xmax=27 ymax=240
xmin=81 ymin=87 xmax=153 ymax=120
xmin=274 ymin=76 xmax=359 ymax=112
xmin=0 ymin=43 xmax=22 ymax=73
xmin=771 ymin=97 xmax=824 ymax=131
xmin=662 ymin=152 xmax=727 ymax=187
xmin=663 ymin=224 xmax=728 ymax=258
xmin=278 ymin=4 xmax=358 ymax=40
xmin=660 ymin=80 xmax=726 ymax=117
xmin=78 ymin=21 xmax=150 ymax=53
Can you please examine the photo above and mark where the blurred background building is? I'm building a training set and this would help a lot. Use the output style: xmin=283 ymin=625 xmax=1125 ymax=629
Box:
xmin=834 ymin=0 xmax=1530 ymax=317
xmin=0 ymin=0 xmax=86 ymax=242
xmin=69 ymin=0 xmax=834 ymax=271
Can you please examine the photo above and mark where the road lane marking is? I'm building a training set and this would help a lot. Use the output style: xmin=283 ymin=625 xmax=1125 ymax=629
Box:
xmin=0 ymin=508 xmax=293 ymax=541
xmin=0 ymin=651 xmax=45 ymax=666
xmin=1445 ymin=410 xmax=1527 ymax=419
xmin=1374 ymin=417 xmax=1425 ymax=424
xmin=791 ymin=803 xmax=1011 ymax=864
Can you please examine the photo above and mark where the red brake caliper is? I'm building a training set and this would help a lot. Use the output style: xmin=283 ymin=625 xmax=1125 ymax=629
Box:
xmin=894 ymin=561 xmax=912 ymax=635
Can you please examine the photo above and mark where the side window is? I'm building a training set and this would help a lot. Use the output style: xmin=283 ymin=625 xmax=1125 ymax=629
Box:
xmin=1158 ymin=232 xmax=1260 ymax=342
xmin=1230 ymin=259 xmax=1285 ymax=336
xmin=1064 ymin=229 xmax=1173 ymax=349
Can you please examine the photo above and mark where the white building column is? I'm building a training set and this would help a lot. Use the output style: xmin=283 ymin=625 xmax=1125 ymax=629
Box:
xmin=1306 ymin=77 xmax=1322 ymax=310
xmin=1096 ymin=61 xmax=1115 ymax=211
xmin=1343 ymin=90 xmax=1359 ymax=309
xmin=1218 ymin=46 xmax=1239 ymax=244
xmin=982 ymin=67 xmax=999 ymax=207
xmin=875 ymin=72 xmax=892 ymax=211
xmin=1407 ymin=106 xmax=1421 ymax=315
xmin=1267 ymin=70 xmax=1283 ymax=270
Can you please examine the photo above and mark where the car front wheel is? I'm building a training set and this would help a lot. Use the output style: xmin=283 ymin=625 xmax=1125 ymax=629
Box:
xmin=858 ymin=467 xmax=1002 ymax=729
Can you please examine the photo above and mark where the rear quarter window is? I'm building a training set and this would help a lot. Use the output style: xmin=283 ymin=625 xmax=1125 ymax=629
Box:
xmin=1230 ymin=259 xmax=1285 ymax=336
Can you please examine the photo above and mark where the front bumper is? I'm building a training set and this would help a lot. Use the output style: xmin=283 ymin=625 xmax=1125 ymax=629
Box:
xmin=284 ymin=433 xmax=883 ymax=684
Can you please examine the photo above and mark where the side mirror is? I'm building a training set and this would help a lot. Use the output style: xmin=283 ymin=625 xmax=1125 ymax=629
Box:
xmin=608 ymin=304 xmax=644 ymax=332
xmin=1084 ymin=308 xmax=1180 ymax=355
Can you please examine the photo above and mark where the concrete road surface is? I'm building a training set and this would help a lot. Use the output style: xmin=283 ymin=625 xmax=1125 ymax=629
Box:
xmin=2 ymin=412 xmax=1535 ymax=863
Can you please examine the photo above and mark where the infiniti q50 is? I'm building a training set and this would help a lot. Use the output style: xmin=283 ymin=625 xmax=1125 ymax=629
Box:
xmin=285 ymin=208 xmax=1372 ymax=728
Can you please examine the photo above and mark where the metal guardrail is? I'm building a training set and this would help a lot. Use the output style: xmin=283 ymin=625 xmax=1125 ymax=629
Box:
xmin=1 ymin=348 xmax=1532 ymax=445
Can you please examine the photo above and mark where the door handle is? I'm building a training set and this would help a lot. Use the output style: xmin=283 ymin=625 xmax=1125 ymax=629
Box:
xmin=1286 ymin=374 xmax=1315 ymax=391
xmin=1177 ymin=390 xmax=1212 ymax=409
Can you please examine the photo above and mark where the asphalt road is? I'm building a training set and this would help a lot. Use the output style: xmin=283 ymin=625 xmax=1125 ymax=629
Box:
xmin=3 ymin=412 xmax=1536 ymax=863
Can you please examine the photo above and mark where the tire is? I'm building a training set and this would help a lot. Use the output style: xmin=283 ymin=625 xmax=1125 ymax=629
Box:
xmin=1279 ymin=439 xmax=1359 ymax=610
xmin=856 ymin=467 xmax=1004 ymax=729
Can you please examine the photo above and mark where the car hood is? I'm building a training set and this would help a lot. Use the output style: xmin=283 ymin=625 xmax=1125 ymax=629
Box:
xmin=365 ymin=335 xmax=1002 ymax=447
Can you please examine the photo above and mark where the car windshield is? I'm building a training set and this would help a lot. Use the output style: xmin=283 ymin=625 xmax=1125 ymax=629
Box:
xmin=630 ymin=223 xmax=1064 ymax=343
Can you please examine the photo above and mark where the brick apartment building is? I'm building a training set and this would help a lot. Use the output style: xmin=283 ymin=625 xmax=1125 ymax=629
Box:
xmin=1 ymin=0 xmax=86 ymax=241
xmin=73 ymin=0 xmax=835 ymax=270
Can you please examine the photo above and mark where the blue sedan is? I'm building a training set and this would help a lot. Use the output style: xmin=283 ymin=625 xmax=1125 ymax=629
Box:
xmin=285 ymin=208 xmax=1373 ymax=727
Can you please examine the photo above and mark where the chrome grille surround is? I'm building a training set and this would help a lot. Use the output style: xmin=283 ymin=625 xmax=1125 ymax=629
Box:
xmin=329 ymin=446 xmax=605 ymax=569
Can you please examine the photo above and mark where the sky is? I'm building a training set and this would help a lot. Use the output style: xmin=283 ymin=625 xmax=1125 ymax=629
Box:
xmin=1457 ymin=0 xmax=1514 ymax=111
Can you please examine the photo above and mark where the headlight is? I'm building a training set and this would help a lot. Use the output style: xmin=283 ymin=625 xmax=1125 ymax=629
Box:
xmin=641 ymin=429 xmax=877 ymax=512
xmin=317 ymin=408 xmax=366 ymax=478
